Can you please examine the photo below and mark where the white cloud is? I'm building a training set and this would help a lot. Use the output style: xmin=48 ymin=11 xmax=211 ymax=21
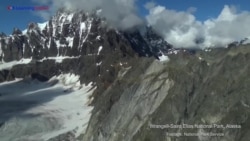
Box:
xmin=32 ymin=0 xmax=143 ymax=30
xmin=187 ymin=7 xmax=197 ymax=14
xmin=32 ymin=0 xmax=250 ymax=48
xmin=203 ymin=5 xmax=250 ymax=47
xmin=146 ymin=4 xmax=250 ymax=48
xmin=144 ymin=1 xmax=156 ymax=10
xmin=146 ymin=5 xmax=204 ymax=48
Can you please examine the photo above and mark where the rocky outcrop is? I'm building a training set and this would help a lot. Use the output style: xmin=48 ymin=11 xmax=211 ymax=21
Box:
xmin=0 ymin=9 xmax=172 ymax=85
xmin=81 ymin=44 xmax=250 ymax=141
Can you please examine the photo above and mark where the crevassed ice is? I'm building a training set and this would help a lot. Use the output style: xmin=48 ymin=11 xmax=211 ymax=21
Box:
xmin=0 ymin=73 xmax=96 ymax=140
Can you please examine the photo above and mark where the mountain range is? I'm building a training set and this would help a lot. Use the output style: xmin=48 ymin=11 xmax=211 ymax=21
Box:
xmin=0 ymin=9 xmax=250 ymax=141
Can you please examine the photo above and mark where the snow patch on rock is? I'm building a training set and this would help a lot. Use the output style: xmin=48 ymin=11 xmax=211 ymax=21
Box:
xmin=66 ymin=37 xmax=74 ymax=47
xmin=0 ymin=58 xmax=32 ymax=70
xmin=242 ymin=38 xmax=250 ymax=45
xmin=158 ymin=54 xmax=169 ymax=62
xmin=97 ymin=46 xmax=103 ymax=55
xmin=37 ymin=22 xmax=48 ymax=31
xmin=39 ymin=56 xmax=80 ymax=63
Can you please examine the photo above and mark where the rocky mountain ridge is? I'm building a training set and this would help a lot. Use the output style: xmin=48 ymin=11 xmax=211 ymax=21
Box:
xmin=1 ymin=8 xmax=250 ymax=141
xmin=0 ymin=9 xmax=174 ymax=84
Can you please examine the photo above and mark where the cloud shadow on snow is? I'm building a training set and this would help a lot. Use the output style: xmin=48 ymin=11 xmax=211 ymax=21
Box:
xmin=0 ymin=78 xmax=72 ymax=127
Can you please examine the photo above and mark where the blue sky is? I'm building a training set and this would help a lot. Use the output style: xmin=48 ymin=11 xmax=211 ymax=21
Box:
xmin=137 ymin=0 xmax=250 ymax=20
xmin=0 ymin=0 xmax=250 ymax=35
xmin=0 ymin=0 xmax=45 ymax=34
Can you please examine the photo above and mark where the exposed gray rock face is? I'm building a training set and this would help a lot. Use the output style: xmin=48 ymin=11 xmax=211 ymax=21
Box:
xmin=83 ymin=59 xmax=174 ymax=141
xmin=81 ymin=44 xmax=250 ymax=141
